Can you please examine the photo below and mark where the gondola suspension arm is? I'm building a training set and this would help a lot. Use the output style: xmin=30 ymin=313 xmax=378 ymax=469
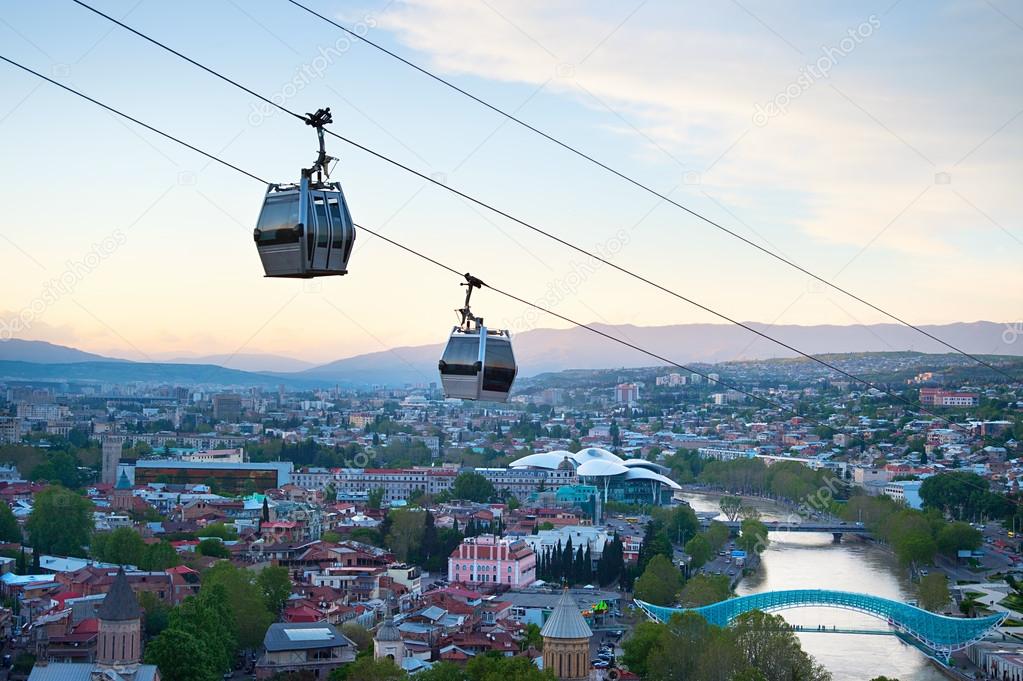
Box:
xmin=303 ymin=107 xmax=334 ymax=184
xmin=458 ymin=273 xmax=485 ymax=330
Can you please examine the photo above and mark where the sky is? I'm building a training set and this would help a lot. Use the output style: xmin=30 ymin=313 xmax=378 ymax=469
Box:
xmin=0 ymin=0 xmax=1020 ymax=365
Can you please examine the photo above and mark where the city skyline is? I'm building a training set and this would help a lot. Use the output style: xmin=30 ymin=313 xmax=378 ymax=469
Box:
xmin=1 ymin=0 xmax=1020 ymax=364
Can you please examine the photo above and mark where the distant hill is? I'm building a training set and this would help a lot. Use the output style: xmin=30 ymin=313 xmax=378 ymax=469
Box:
xmin=162 ymin=353 xmax=316 ymax=373
xmin=301 ymin=320 xmax=1021 ymax=385
xmin=0 ymin=339 xmax=121 ymax=364
xmin=5 ymin=321 xmax=1017 ymax=387
xmin=0 ymin=360 xmax=326 ymax=389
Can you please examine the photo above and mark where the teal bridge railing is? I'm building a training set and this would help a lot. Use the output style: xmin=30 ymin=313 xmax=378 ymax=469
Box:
xmin=635 ymin=589 xmax=1006 ymax=659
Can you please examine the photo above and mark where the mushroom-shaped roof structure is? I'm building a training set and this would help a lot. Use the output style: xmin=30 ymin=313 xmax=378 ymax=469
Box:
xmin=508 ymin=450 xmax=574 ymax=470
xmin=622 ymin=459 xmax=671 ymax=474
xmin=509 ymin=447 xmax=625 ymax=471
xmin=574 ymin=447 xmax=623 ymax=463
xmin=623 ymin=466 xmax=682 ymax=489
xmin=576 ymin=458 xmax=630 ymax=477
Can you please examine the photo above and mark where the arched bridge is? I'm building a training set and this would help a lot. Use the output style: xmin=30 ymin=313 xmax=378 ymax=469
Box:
xmin=635 ymin=589 xmax=1005 ymax=659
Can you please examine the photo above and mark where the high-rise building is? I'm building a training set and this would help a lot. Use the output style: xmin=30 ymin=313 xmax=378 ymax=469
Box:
xmin=212 ymin=393 xmax=242 ymax=421
xmin=614 ymin=383 xmax=640 ymax=405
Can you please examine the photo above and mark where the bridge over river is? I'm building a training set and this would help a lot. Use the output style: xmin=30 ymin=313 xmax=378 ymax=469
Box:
xmin=636 ymin=589 xmax=1006 ymax=660
xmin=698 ymin=517 xmax=873 ymax=541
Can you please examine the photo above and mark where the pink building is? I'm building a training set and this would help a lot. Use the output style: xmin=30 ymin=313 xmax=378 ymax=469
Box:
xmin=448 ymin=535 xmax=537 ymax=587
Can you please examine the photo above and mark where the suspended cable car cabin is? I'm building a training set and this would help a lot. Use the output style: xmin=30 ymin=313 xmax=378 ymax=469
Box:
xmin=253 ymin=108 xmax=355 ymax=278
xmin=438 ymin=275 xmax=517 ymax=402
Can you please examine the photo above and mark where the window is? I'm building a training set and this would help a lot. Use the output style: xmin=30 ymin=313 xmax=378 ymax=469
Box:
xmin=256 ymin=193 xmax=301 ymax=244
xmin=313 ymin=196 xmax=329 ymax=248
xmin=328 ymin=198 xmax=347 ymax=250
xmin=440 ymin=335 xmax=481 ymax=376
xmin=482 ymin=338 xmax=515 ymax=392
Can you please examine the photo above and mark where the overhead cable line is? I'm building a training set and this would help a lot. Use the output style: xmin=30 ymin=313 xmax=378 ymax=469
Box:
xmin=61 ymin=2 xmax=1012 ymax=423
xmin=279 ymin=0 xmax=1016 ymax=383
xmin=0 ymin=50 xmax=865 ymax=434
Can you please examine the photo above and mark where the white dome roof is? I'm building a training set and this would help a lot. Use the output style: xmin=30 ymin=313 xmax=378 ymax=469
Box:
xmin=575 ymin=447 xmax=623 ymax=463
xmin=576 ymin=459 xmax=630 ymax=477
xmin=509 ymin=448 xmax=624 ymax=470
xmin=623 ymin=467 xmax=682 ymax=489
xmin=508 ymin=451 xmax=574 ymax=470
xmin=622 ymin=459 xmax=670 ymax=474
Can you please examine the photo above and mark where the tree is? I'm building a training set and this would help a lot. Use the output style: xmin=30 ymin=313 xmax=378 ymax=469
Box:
xmin=197 ymin=523 xmax=237 ymax=540
xmin=705 ymin=521 xmax=731 ymax=552
xmin=368 ymin=487 xmax=385 ymax=510
xmin=0 ymin=502 xmax=21 ymax=543
xmin=918 ymin=573 xmax=950 ymax=612
xmin=936 ymin=522 xmax=982 ymax=556
xmin=621 ymin=620 xmax=662 ymax=677
xmin=163 ymin=584 xmax=236 ymax=676
xmin=720 ymin=495 xmax=744 ymax=522
xmin=137 ymin=590 xmax=171 ymax=637
xmin=895 ymin=532 xmax=937 ymax=567
xmin=26 ymin=486 xmax=94 ymax=557
xmin=521 ymin=622 xmax=543 ymax=651
xmin=140 ymin=541 xmax=181 ymax=571
xmin=738 ymin=518 xmax=769 ymax=555
xmin=257 ymin=565 xmax=292 ymax=614
xmin=329 ymin=656 xmax=405 ymax=681
xmin=91 ymin=527 xmax=145 ymax=566
xmin=451 ymin=473 xmax=496 ymax=503
xmin=262 ymin=497 xmax=271 ymax=523
xmin=386 ymin=509 xmax=426 ymax=563
xmin=415 ymin=662 xmax=468 ymax=681
xmin=197 ymin=538 xmax=230 ymax=558
xmin=340 ymin=622 xmax=373 ymax=651
xmin=465 ymin=653 xmax=556 ymax=681
xmin=145 ymin=626 xmax=218 ymax=681
xmin=684 ymin=534 xmax=712 ymax=570
xmin=679 ymin=573 xmax=732 ymax=607
xmin=634 ymin=554 xmax=682 ymax=606
xmin=919 ymin=472 xmax=1009 ymax=521
xmin=638 ymin=520 xmax=673 ymax=573
xmin=731 ymin=610 xmax=831 ymax=681
xmin=202 ymin=562 xmax=273 ymax=651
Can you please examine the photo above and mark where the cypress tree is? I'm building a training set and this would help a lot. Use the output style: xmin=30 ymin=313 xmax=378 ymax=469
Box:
xmin=562 ymin=537 xmax=574 ymax=584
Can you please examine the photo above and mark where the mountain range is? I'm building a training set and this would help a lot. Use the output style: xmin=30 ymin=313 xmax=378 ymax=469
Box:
xmin=0 ymin=321 xmax=1018 ymax=387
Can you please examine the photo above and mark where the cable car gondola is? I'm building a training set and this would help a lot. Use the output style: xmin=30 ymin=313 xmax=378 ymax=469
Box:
xmin=438 ymin=275 xmax=517 ymax=402
xmin=253 ymin=107 xmax=355 ymax=278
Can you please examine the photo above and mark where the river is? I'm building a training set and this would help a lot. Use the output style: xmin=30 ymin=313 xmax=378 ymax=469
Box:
xmin=681 ymin=491 xmax=947 ymax=681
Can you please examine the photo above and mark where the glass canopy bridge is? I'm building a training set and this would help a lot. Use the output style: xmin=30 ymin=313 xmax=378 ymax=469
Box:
xmin=635 ymin=589 xmax=1006 ymax=660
